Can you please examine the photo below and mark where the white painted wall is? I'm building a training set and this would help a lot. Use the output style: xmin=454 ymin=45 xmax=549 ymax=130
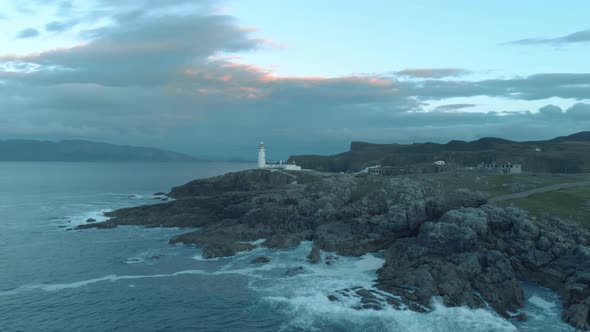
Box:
xmin=258 ymin=142 xmax=266 ymax=168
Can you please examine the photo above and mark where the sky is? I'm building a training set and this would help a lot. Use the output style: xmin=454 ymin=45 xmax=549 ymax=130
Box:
xmin=0 ymin=0 xmax=589 ymax=160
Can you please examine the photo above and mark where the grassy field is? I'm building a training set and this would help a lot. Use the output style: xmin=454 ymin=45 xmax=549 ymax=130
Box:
xmin=410 ymin=171 xmax=590 ymax=228
xmin=414 ymin=172 xmax=589 ymax=196
xmin=497 ymin=186 xmax=590 ymax=228
xmin=473 ymin=173 xmax=589 ymax=196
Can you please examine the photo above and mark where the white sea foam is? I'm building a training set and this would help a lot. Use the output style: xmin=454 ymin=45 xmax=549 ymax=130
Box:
xmin=124 ymin=249 xmax=164 ymax=264
xmin=192 ymin=241 xmax=517 ymax=332
xmin=125 ymin=257 xmax=145 ymax=264
xmin=242 ymin=238 xmax=266 ymax=246
xmin=0 ymin=270 xmax=208 ymax=296
xmin=528 ymin=295 xmax=557 ymax=312
xmin=264 ymin=296 xmax=517 ymax=332
xmin=65 ymin=209 xmax=111 ymax=227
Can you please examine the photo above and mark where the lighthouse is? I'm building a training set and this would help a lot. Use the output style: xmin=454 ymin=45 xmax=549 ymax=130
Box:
xmin=258 ymin=142 xmax=266 ymax=168
xmin=256 ymin=142 xmax=301 ymax=171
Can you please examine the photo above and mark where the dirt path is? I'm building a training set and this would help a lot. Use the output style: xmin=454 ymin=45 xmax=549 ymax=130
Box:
xmin=489 ymin=180 xmax=590 ymax=203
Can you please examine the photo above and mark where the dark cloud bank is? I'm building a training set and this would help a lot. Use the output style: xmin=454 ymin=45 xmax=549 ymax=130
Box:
xmin=1 ymin=2 xmax=589 ymax=159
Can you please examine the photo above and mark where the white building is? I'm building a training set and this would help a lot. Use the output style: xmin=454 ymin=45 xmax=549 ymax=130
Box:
xmin=258 ymin=142 xmax=302 ymax=171
xmin=478 ymin=162 xmax=522 ymax=174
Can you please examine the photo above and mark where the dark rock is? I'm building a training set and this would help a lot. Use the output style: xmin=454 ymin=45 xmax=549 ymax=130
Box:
xmin=250 ymin=256 xmax=270 ymax=264
xmin=536 ymin=236 xmax=552 ymax=251
xmin=76 ymin=221 xmax=117 ymax=229
xmin=384 ymin=296 xmax=402 ymax=309
xmin=417 ymin=222 xmax=477 ymax=254
xmin=325 ymin=254 xmax=338 ymax=266
xmin=355 ymin=289 xmax=377 ymax=300
xmin=154 ymin=192 xmax=166 ymax=196
xmin=562 ymin=298 xmax=590 ymax=331
xmin=285 ymin=266 xmax=305 ymax=277
xmin=201 ymin=242 xmax=255 ymax=259
xmin=86 ymin=218 xmax=96 ymax=223
xmin=327 ymin=294 xmax=339 ymax=302
xmin=264 ymin=233 xmax=309 ymax=249
xmin=308 ymin=245 xmax=321 ymax=264
xmin=361 ymin=304 xmax=383 ymax=310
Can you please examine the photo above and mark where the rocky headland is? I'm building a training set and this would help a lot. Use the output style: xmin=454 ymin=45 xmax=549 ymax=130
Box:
xmin=78 ymin=169 xmax=590 ymax=330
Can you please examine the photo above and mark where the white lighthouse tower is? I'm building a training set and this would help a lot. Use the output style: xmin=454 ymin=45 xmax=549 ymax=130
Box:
xmin=258 ymin=142 xmax=266 ymax=168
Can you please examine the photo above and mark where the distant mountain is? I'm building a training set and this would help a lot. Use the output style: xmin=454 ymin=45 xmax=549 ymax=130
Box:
xmin=0 ymin=139 xmax=195 ymax=162
xmin=288 ymin=131 xmax=590 ymax=173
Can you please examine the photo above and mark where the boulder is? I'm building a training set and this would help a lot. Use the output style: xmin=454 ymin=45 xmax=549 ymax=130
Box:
xmin=250 ymin=256 xmax=270 ymax=264
xmin=308 ymin=245 xmax=321 ymax=264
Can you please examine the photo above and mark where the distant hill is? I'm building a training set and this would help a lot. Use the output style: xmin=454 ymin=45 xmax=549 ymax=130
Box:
xmin=0 ymin=139 xmax=195 ymax=162
xmin=288 ymin=131 xmax=590 ymax=173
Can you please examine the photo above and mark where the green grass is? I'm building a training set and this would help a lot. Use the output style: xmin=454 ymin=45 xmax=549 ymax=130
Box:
xmin=468 ymin=173 xmax=586 ymax=196
xmin=498 ymin=186 xmax=590 ymax=228
xmin=422 ymin=172 xmax=586 ymax=197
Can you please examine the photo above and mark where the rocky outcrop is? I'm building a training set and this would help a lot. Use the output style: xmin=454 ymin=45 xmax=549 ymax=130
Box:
xmin=85 ymin=170 xmax=486 ymax=256
xmin=308 ymin=245 xmax=321 ymax=264
xmin=377 ymin=205 xmax=590 ymax=329
xmin=77 ymin=169 xmax=590 ymax=330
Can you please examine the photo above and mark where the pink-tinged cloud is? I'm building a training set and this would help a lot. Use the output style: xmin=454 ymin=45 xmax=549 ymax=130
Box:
xmin=223 ymin=61 xmax=271 ymax=75
xmin=219 ymin=75 xmax=232 ymax=82
xmin=179 ymin=59 xmax=398 ymax=102
xmin=251 ymin=37 xmax=288 ymax=49
xmin=238 ymin=26 xmax=260 ymax=33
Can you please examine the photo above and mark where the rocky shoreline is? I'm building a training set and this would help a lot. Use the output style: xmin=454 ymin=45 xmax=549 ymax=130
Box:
xmin=77 ymin=169 xmax=590 ymax=330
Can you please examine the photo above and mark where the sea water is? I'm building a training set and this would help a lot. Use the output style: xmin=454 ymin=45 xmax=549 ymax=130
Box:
xmin=0 ymin=162 xmax=575 ymax=331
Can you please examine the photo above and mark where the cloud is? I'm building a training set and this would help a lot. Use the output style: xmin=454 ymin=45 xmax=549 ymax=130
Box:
xmin=404 ymin=73 xmax=590 ymax=101
xmin=538 ymin=104 xmax=563 ymax=117
xmin=1 ymin=1 xmax=589 ymax=159
xmin=396 ymin=68 xmax=470 ymax=78
xmin=16 ymin=28 xmax=40 ymax=39
xmin=56 ymin=1 xmax=74 ymax=16
xmin=45 ymin=20 xmax=78 ymax=32
xmin=2 ymin=13 xmax=264 ymax=87
xmin=504 ymin=28 xmax=590 ymax=46
xmin=434 ymin=103 xmax=476 ymax=111
xmin=566 ymin=103 xmax=590 ymax=119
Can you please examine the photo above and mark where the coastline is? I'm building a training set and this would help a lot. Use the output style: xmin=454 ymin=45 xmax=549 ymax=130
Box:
xmin=78 ymin=169 xmax=590 ymax=330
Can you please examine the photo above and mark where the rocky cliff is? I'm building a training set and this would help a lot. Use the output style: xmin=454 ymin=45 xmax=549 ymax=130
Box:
xmin=78 ymin=169 xmax=590 ymax=330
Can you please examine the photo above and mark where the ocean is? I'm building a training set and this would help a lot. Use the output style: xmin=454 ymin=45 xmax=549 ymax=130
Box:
xmin=0 ymin=162 xmax=576 ymax=331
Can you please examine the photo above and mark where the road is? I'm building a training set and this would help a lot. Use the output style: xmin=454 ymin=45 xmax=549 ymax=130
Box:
xmin=489 ymin=180 xmax=590 ymax=203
